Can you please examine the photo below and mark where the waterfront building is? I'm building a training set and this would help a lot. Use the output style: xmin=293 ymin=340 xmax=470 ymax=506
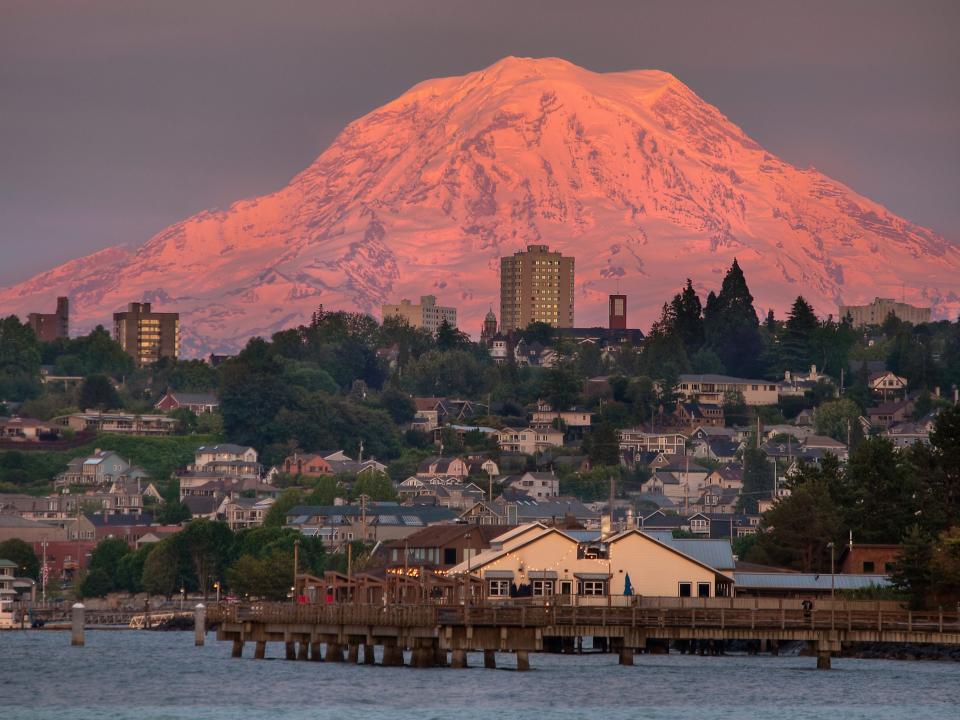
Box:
xmin=675 ymin=374 xmax=778 ymax=406
xmin=500 ymin=244 xmax=575 ymax=331
xmin=113 ymin=302 xmax=180 ymax=367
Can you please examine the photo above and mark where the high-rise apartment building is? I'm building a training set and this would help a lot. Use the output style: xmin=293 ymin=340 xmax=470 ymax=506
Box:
xmin=500 ymin=245 xmax=575 ymax=332
xmin=381 ymin=295 xmax=457 ymax=333
xmin=27 ymin=296 xmax=69 ymax=341
xmin=838 ymin=297 xmax=931 ymax=327
xmin=113 ymin=302 xmax=180 ymax=367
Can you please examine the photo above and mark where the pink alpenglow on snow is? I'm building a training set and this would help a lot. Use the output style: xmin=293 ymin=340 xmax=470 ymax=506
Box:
xmin=2 ymin=57 xmax=958 ymax=355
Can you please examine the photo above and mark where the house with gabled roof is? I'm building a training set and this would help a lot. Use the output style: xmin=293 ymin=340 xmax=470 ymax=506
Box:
xmin=448 ymin=524 xmax=733 ymax=600
xmin=154 ymin=390 xmax=219 ymax=414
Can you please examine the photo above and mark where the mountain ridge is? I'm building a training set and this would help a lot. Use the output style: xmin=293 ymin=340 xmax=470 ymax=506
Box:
xmin=2 ymin=56 xmax=957 ymax=355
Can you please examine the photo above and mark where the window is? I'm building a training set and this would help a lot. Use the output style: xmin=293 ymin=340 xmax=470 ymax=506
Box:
xmin=679 ymin=582 xmax=692 ymax=597
xmin=697 ymin=582 xmax=711 ymax=598
xmin=559 ymin=580 xmax=573 ymax=595
xmin=862 ymin=561 xmax=875 ymax=573
xmin=578 ymin=580 xmax=607 ymax=596
xmin=444 ymin=548 xmax=457 ymax=565
xmin=488 ymin=580 xmax=510 ymax=597
xmin=532 ymin=580 xmax=554 ymax=596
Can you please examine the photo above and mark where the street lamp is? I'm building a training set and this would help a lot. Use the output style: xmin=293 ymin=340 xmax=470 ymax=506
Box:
xmin=213 ymin=581 xmax=221 ymax=604
xmin=180 ymin=586 xmax=186 ymax=611
xmin=827 ymin=541 xmax=836 ymax=629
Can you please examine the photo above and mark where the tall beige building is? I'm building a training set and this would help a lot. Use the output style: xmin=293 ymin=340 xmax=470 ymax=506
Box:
xmin=839 ymin=297 xmax=931 ymax=327
xmin=500 ymin=245 xmax=575 ymax=332
xmin=113 ymin=302 xmax=180 ymax=368
xmin=381 ymin=295 xmax=457 ymax=333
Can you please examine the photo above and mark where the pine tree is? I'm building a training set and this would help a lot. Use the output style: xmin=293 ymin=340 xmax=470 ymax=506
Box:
xmin=704 ymin=259 xmax=764 ymax=377
xmin=669 ymin=279 xmax=704 ymax=353
xmin=780 ymin=296 xmax=819 ymax=371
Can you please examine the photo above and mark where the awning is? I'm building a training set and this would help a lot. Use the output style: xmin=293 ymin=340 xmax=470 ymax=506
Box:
xmin=484 ymin=570 xmax=515 ymax=579
xmin=527 ymin=570 xmax=558 ymax=579
xmin=574 ymin=572 xmax=611 ymax=580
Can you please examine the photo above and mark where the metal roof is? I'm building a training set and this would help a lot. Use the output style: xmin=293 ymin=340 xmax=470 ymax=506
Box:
xmin=656 ymin=537 xmax=736 ymax=571
xmin=733 ymin=572 xmax=891 ymax=590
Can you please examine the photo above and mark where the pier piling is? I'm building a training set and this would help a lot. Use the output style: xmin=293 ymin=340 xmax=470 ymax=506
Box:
xmin=255 ymin=641 xmax=266 ymax=659
xmin=71 ymin=603 xmax=85 ymax=647
xmin=194 ymin=604 xmax=205 ymax=647
xmin=483 ymin=649 xmax=496 ymax=669
xmin=516 ymin=650 xmax=530 ymax=671
xmin=363 ymin=644 xmax=376 ymax=664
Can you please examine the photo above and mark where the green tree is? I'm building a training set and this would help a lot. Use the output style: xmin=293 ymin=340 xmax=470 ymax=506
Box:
xmin=669 ymin=279 xmax=704 ymax=353
xmin=842 ymin=438 xmax=918 ymax=543
xmin=583 ymin=423 xmax=621 ymax=467
xmin=890 ymin=525 xmax=934 ymax=609
xmin=813 ymin=398 xmax=861 ymax=443
xmin=541 ymin=359 xmax=581 ymax=411
xmin=78 ymin=568 xmax=113 ymax=598
xmin=351 ymin=473 xmax=398 ymax=502
xmin=264 ymin=488 xmax=304 ymax=528
xmin=377 ymin=388 xmax=415 ymax=425
xmin=0 ymin=538 xmax=40 ymax=580
xmin=738 ymin=446 xmax=774 ymax=513
xmin=179 ymin=519 xmax=233 ymax=598
xmin=0 ymin=315 xmax=42 ymax=400
xmin=141 ymin=540 xmax=182 ymax=597
xmin=703 ymin=259 xmax=764 ymax=377
xmin=227 ymin=550 xmax=294 ymax=600
xmin=748 ymin=480 xmax=840 ymax=571
xmin=78 ymin=374 xmax=121 ymax=410
xmin=780 ymin=296 xmax=819 ymax=371
xmin=88 ymin=537 xmax=131 ymax=591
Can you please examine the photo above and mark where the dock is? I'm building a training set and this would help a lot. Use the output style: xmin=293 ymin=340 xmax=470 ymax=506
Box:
xmin=207 ymin=598 xmax=960 ymax=670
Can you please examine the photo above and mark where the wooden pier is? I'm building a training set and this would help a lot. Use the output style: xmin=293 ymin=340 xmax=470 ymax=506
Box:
xmin=207 ymin=598 xmax=960 ymax=670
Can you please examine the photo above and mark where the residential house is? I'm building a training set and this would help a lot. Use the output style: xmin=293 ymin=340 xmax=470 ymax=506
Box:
xmin=794 ymin=409 xmax=815 ymax=427
xmin=0 ymin=416 xmax=59 ymax=442
xmin=640 ymin=510 xmax=758 ymax=539
xmin=282 ymin=452 xmax=333 ymax=478
xmin=411 ymin=397 xmax=445 ymax=433
xmin=53 ymin=412 xmax=177 ymax=435
xmin=499 ymin=471 xmax=560 ymax=500
xmin=284 ymin=503 xmax=457 ymax=549
xmin=691 ymin=437 xmax=741 ymax=464
xmin=883 ymin=414 xmax=938 ymax=448
xmin=672 ymin=402 xmax=725 ymax=429
xmin=778 ymin=365 xmax=833 ymax=398
xmin=839 ymin=544 xmax=901 ymax=575
xmin=802 ymin=435 xmax=850 ymax=461
xmin=154 ymin=391 xmax=219 ymax=414
xmin=384 ymin=524 xmax=509 ymax=570
xmin=530 ymin=401 xmax=592 ymax=430
xmin=466 ymin=456 xmax=500 ymax=477
xmin=675 ymin=374 xmax=778 ymax=406
xmin=448 ymin=524 xmax=733 ymax=600
xmin=54 ymin=450 xmax=149 ymax=490
xmin=495 ymin=427 xmax=564 ymax=455
xmin=1 ymin=559 xmax=18 ymax=628
xmin=219 ymin=496 xmax=275 ymax=531
xmin=867 ymin=399 xmax=914 ymax=430
xmin=459 ymin=497 xmax=599 ymax=528
xmin=705 ymin=464 xmax=744 ymax=491
xmin=194 ymin=444 xmax=259 ymax=467
xmin=618 ymin=428 xmax=687 ymax=460
xmin=689 ymin=485 xmax=740 ymax=514
xmin=416 ymin=456 xmax=469 ymax=479
xmin=869 ymin=371 xmax=909 ymax=401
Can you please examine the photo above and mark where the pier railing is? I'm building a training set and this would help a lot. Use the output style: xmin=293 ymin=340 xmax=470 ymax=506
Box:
xmin=207 ymin=601 xmax=960 ymax=634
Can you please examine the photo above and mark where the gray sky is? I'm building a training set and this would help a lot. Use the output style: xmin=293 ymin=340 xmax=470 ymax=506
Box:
xmin=2 ymin=0 xmax=958 ymax=285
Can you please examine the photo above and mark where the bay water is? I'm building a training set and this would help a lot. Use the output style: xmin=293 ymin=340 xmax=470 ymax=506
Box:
xmin=1 ymin=630 xmax=958 ymax=719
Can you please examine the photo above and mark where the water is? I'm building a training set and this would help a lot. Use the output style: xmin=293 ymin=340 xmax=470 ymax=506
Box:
xmin=1 ymin=631 xmax=958 ymax=719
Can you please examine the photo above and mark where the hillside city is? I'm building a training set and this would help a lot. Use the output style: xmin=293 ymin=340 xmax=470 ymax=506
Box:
xmin=1 ymin=248 xmax=959 ymax=624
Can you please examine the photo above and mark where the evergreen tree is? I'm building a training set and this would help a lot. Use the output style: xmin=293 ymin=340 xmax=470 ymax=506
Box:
xmin=704 ymin=259 xmax=764 ymax=377
xmin=669 ymin=279 xmax=704 ymax=353
xmin=891 ymin=525 xmax=934 ymax=609
xmin=738 ymin=445 xmax=774 ymax=513
xmin=780 ymin=296 xmax=819 ymax=371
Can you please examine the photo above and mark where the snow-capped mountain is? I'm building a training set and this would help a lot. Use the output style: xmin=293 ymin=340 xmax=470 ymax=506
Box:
xmin=3 ymin=56 xmax=958 ymax=355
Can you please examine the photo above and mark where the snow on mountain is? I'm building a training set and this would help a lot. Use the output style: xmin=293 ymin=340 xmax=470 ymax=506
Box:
xmin=2 ymin=56 xmax=958 ymax=355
